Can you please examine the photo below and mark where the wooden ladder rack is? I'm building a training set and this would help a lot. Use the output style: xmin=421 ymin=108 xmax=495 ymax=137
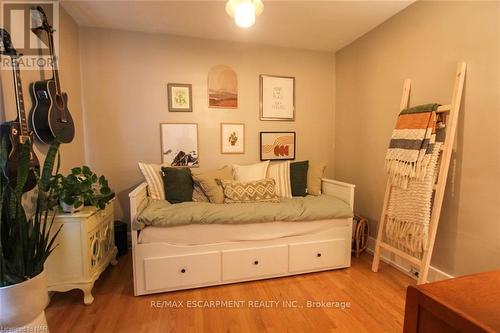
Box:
xmin=371 ymin=62 xmax=467 ymax=284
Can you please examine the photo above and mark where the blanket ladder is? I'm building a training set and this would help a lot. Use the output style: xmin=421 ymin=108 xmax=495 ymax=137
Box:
xmin=371 ymin=62 xmax=467 ymax=284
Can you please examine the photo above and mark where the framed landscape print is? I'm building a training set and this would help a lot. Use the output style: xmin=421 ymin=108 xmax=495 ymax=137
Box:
xmin=260 ymin=75 xmax=295 ymax=121
xmin=160 ymin=123 xmax=199 ymax=167
xmin=221 ymin=123 xmax=245 ymax=154
xmin=208 ymin=65 xmax=238 ymax=109
xmin=167 ymin=83 xmax=193 ymax=112
xmin=260 ymin=132 xmax=296 ymax=161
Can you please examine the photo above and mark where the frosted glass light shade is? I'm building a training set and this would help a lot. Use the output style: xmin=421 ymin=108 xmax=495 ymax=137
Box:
xmin=235 ymin=2 xmax=255 ymax=28
xmin=226 ymin=0 xmax=264 ymax=28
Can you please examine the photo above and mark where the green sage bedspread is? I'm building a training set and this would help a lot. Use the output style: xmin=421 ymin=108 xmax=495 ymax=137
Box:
xmin=133 ymin=195 xmax=353 ymax=230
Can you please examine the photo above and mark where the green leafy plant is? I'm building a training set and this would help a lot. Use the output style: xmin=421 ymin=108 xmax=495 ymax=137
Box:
xmin=52 ymin=166 xmax=114 ymax=210
xmin=0 ymin=139 xmax=62 ymax=287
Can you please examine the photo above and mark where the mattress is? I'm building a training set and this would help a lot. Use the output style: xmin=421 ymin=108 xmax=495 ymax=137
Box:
xmin=138 ymin=219 xmax=344 ymax=246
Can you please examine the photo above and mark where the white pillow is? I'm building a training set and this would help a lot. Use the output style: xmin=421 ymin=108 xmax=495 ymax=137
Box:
xmin=232 ymin=161 xmax=270 ymax=182
xmin=266 ymin=161 xmax=292 ymax=198
xmin=138 ymin=162 xmax=165 ymax=200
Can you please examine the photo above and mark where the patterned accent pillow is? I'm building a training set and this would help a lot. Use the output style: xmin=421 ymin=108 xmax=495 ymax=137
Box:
xmin=219 ymin=179 xmax=280 ymax=204
xmin=192 ymin=182 xmax=210 ymax=202
xmin=138 ymin=162 xmax=165 ymax=200
xmin=266 ymin=161 xmax=292 ymax=198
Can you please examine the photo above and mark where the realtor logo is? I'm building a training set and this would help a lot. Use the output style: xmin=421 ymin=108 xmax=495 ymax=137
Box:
xmin=1 ymin=1 xmax=59 ymax=70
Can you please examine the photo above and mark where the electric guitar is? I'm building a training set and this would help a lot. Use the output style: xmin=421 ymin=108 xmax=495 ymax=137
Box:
xmin=0 ymin=29 xmax=40 ymax=192
xmin=29 ymin=6 xmax=75 ymax=144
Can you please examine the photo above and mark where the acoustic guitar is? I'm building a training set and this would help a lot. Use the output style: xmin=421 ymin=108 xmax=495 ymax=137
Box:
xmin=0 ymin=29 xmax=40 ymax=192
xmin=29 ymin=6 xmax=75 ymax=144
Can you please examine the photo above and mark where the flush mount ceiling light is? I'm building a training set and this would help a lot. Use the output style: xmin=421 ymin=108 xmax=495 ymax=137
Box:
xmin=226 ymin=0 xmax=264 ymax=28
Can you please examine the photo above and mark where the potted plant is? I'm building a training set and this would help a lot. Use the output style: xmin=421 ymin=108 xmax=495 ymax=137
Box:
xmin=52 ymin=166 xmax=114 ymax=213
xmin=0 ymin=139 xmax=61 ymax=331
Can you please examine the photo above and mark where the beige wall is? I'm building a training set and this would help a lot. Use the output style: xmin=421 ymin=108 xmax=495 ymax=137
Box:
xmin=335 ymin=1 xmax=500 ymax=276
xmin=79 ymin=28 xmax=336 ymax=222
xmin=0 ymin=5 xmax=86 ymax=173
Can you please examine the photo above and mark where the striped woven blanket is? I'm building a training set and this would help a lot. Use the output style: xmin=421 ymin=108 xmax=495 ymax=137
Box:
xmin=385 ymin=103 xmax=440 ymax=188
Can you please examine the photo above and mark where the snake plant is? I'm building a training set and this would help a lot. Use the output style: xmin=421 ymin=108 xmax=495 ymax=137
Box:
xmin=0 ymin=139 xmax=61 ymax=287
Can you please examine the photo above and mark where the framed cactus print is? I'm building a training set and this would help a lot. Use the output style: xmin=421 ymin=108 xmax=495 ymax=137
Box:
xmin=221 ymin=123 xmax=245 ymax=154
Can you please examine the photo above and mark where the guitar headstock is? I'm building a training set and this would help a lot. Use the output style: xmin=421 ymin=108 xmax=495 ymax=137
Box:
xmin=0 ymin=28 xmax=18 ymax=57
xmin=31 ymin=6 xmax=53 ymax=33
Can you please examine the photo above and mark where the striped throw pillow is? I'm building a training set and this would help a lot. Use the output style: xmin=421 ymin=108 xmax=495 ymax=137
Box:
xmin=266 ymin=161 xmax=292 ymax=198
xmin=220 ymin=179 xmax=280 ymax=204
xmin=138 ymin=162 xmax=165 ymax=200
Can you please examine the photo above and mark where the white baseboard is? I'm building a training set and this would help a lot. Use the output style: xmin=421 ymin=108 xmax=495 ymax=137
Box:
xmin=366 ymin=236 xmax=453 ymax=283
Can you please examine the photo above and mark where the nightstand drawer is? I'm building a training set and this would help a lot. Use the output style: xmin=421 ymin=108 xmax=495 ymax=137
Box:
xmin=289 ymin=239 xmax=348 ymax=272
xmin=222 ymin=245 xmax=288 ymax=281
xmin=143 ymin=252 xmax=221 ymax=291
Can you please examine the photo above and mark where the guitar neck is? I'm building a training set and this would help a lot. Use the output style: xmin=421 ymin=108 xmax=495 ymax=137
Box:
xmin=11 ymin=58 xmax=29 ymax=137
xmin=47 ymin=30 xmax=61 ymax=94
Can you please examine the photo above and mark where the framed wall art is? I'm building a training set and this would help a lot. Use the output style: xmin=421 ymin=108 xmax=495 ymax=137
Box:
xmin=260 ymin=75 xmax=295 ymax=121
xmin=221 ymin=123 xmax=245 ymax=154
xmin=160 ymin=123 xmax=199 ymax=167
xmin=167 ymin=83 xmax=193 ymax=112
xmin=208 ymin=65 xmax=238 ymax=109
xmin=260 ymin=131 xmax=296 ymax=161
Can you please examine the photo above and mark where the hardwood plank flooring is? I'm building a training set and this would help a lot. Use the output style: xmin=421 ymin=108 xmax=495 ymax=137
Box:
xmin=45 ymin=253 xmax=415 ymax=332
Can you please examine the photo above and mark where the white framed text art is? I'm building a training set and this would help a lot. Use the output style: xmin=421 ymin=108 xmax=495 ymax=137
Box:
xmin=260 ymin=75 xmax=295 ymax=121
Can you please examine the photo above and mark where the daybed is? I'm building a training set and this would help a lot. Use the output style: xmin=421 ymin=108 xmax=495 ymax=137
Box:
xmin=130 ymin=178 xmax=355 ymax=296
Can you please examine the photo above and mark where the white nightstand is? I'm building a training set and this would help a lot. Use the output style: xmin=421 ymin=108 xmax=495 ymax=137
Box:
xmin=45 ymin=200 xmax=118 ymax=304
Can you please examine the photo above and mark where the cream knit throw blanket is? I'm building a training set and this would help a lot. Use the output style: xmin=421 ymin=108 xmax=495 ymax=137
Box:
xmin=385 ymin=103 xmax=440 ymax=189
xmin=385 ymin=142 xmax=442 ymax=258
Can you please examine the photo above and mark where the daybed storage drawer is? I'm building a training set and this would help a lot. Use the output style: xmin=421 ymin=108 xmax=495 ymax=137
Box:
xmin=143 ymin=252 xmax=220 ymax=291
xmin=222 ymin=245 xmax=288 ymax=281
xmin=289 ymin=239 xmax=348 ymax=272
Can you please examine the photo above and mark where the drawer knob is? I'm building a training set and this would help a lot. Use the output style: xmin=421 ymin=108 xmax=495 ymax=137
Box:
xmin=181 ymin=268 xmax=186 ymax=273
xmin=254 ymin=260 xmax=259 ymax=265
xmin=317 ymin=253 xmax=322 ymax=257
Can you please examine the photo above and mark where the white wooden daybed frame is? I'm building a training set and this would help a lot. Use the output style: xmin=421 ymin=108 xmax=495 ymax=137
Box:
xmin=130 ymin=178 xmax=355 ymax=296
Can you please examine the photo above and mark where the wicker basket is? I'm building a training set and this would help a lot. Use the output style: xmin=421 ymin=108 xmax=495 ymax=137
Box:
xmin=352 ymin=215 xmax=369 ymax=257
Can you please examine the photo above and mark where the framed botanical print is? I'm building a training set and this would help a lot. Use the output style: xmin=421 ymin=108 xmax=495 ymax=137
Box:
xmin=260 ymin=132 xmax=296 ymax=161
xmin=221 ymin=123 xmax=245 ymax=154
xmin=160 ymin=123 xmax=199 ymax=167
xmin=260 ymin=75 xmax=295 ymax=121
xmin=167 ymin=83 xmax=193 ymax=112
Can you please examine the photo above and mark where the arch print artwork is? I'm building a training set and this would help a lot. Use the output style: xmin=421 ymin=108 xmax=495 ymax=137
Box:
xmin=260 ymin=132 xmax=296 ymax=161
xmin=208 ymin=65 xmax=238 ymax=108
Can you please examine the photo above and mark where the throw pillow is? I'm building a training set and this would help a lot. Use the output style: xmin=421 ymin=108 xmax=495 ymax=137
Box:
xmin=219 ymin=179 xmax=280 ymax=204
xmin=192 ymin=182 xmax=210 ymax=202
xmin=192 ymin=166 xmax=233 ymax=204
xmin=307 ymin=162 xmax=327 ymax=196
xmin=138 ymin=162 xmax=165 ymax=200
xmin=290 ymin=160 xmax=309 ymax=197
xmin=266 ymin=161 xmax=292 ymax=198
xmin=161 ymin=167 xmax=193 ymax=204
xmin=232 ymin=161 xmax=270 ymax=182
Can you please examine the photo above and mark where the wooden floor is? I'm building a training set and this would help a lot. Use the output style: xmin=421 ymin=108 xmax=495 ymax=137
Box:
xmin=46 ymin=252 xmax=415 ymax=332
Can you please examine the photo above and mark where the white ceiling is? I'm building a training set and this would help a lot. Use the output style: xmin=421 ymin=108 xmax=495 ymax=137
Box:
xmin=62 ymin=0 xmax=414 ymax=52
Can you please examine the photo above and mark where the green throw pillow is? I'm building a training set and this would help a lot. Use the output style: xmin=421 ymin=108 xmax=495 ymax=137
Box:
xmin=161 ymin=167 xmax=193 ymax=204
xmin=290 ymin=161 xmax=309 ymax=197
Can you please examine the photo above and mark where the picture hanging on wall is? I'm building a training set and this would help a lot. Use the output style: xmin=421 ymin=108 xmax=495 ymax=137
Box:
xmin=167 ymin=83 xmax=193 ymax=112
xmin=221 ymin=123 xmax=245 ymax=154
xmin=208 ymin=65 xmax=238 ymax=109
xmin=260 ymin=75 xmax=295 ymax=121
xmin=260 ymin=132 xmax=296 ymax=161
xmin=160 ymin=123 xmax=199 ymax=167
